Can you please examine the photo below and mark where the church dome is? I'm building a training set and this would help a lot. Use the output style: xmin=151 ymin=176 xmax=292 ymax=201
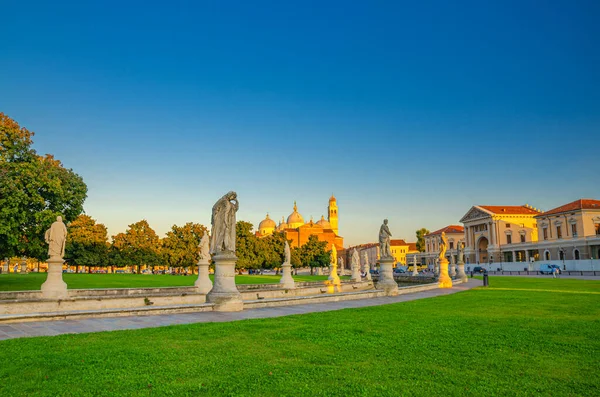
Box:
xmin=316 ymin=215 xmax=331 ymax=229
xmin=276 ymin=216 xmax=288 ymax=231
xmin=258 ymin=214 xmax=276 ymax=236
xmin=329 ymin=194 xmax=336 ymax=202
xmin=286 ymin=201 xmax=305 ymax=228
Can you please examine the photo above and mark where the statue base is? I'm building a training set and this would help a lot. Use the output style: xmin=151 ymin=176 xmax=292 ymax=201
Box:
xmin=449 ymin=263 xmax=456 ymax=277
xmin=457 ymin=262 xmax=468 ymax=283
xmin=438 ymin=258 xmax=453 ymax=288
xmin=207 ymin=252 xmax=243 ymax=312
xmin=20 ymin=264 xmax=27 ymax=274
xmin=279 ymin=263 xmax=296 ymax=289
xmin=194 ymin=260 xmax=213 ymax=294
xmin=41 ymin=257 xmax=68 ymax=299
xmin=2 ymin=265 xmax=8 ymax=274
xmin=351 ymin=266 xmax=362 ymax=282
xmin=376 ymin=257 xmax=398 ymax=295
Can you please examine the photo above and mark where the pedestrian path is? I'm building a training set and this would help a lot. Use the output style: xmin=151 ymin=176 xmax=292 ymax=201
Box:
xmin=0 ymin=280 xmax=478 ymax=340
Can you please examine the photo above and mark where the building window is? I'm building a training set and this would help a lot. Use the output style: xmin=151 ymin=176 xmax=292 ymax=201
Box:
xmin=543 ymin=227 xmax=548 ymax=240
xmin=595 ymin=223 xmax=600 ymax=235
xmin=449 ymin=242 xmax=454 ymax=250
xmin=557 ymin=226 xmax=562 ymax=239
xmin=506 ymin=223 xmax=511 ymax=228
xmin=506 ymin=234 xmax=512 ymax=244
xmin=545 ymin=251 xmax=550 ymax=260
xmin=520 ymin=234 xmax=526 ymax=243
xmin=574 ymin=249 xmax=580 ymax=260
xmin=571 ymin=223 xmax=577 ymax=237
xmin=559 ymin=250 xmax=565 ymax=260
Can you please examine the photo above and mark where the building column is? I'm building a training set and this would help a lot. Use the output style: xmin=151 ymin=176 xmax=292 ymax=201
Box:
xmin=525 ymin=250 xmax=530 ymax=262
xmin=511 ymin=251 xmax=516 ymax=263
xmin=490 ymin=222 xmax=496 ymax=245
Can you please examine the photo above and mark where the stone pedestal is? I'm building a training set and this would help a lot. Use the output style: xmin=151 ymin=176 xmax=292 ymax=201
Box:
xmin=375 ymin=257 xmax=398 ymax=295
xmin=206 ymin=252 xmax=243 ymax=311
xmin=279 ymin=262 xmax=296 ymax=289
xmin=328 ymin=264 xmax=340 ymax=284
xmin=41 ymin=258 xmax=68 ymax=299
xmin=194 ymin=259 xmax=213 ymax=294
xmin=20 ymin=261 xmax=27 ymax=274
xmin=351 ymin=263 xmax=361 ymax=282
xmin=449 ymin=259 xmax=456 ymax=277
xmin=3 ymin=263 xmax=9 ymax=274
xmin=316 ymin=267 xmax=323 ymax=275
xmin=457 ymin=261 xmax=468 ymax=282
xmin=438 ymin=258 xmax=453 ymax=288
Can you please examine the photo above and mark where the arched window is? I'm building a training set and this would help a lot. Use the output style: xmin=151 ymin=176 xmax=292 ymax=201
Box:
xmin=544 ymin=250 xmax=551 ymax=260
xmin=559 ymin=250 xmax=565 ymax=260
xmin=574 ymin=249 xmax=580 ymax=260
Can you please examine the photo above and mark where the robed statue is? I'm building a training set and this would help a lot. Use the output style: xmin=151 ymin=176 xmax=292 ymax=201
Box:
xmin=379 ymin=219 xmax=392 ymax=258
xmin=198 ymin=233 xmax=210 ymax=262
xmin=210 ymin=191 xmax=239 ymax=255
xmin=284 ymin=241 xmax=291 ymax=264
xmin=439 ymin=232 xmax=448 ymax=262
xmin=457 ymin=241 xmax=464 ymax=264
xmin=45 ymin=216 xmax=68 ymax=258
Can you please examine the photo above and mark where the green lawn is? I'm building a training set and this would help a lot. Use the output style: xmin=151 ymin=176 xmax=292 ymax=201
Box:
xmin=0 ymin=273 xmax=334 ymax=291
xmin=0 ymin=277 xmax=599 ymax=396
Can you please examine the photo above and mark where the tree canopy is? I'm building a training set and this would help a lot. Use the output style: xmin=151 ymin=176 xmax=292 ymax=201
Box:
xmin=0 ymin=113 xmax=87 ymax=259
xmin=162 ymin=222 xmax=208 ymax=269
xmin=416 ymin=228 xmax=430 ymax=252
xmin=110 ymin=220 xmax=161 ymax=272
xmin=299 ymin=235 xmax=329 ymax=268
xmin=65 ymin=214 xmax=109 ymax=271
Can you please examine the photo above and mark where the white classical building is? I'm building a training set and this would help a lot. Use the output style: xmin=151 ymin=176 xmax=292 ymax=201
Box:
xmin=458 ymin=199 xmax=600 ymax=271
xmin=421 ymin=225 xmax=465 ymax=268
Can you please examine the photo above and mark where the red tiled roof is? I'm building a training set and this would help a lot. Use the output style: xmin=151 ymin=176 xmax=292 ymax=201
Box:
xmin=538 ymin=199 xmax=600 ymax=216
xmin=390 ymin=239 xmax=408 ymax=246
xmin=425 ymin=225 xmax=464 ymax=237
xmin=407 ymin=242 xmax=418 ymax=251
xmin=479 ymin=205 xmax=540 ymax=215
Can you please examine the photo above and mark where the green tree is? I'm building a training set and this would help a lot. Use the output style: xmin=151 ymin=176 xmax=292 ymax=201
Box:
xmin=299 ymin=235 xmax=329 ymax=273
xmin=65 ymin=214 xmax=109 ymax=273
xmin=162 ymin=222 xmax=208 ymax=272
xmin=0 ymin=113 xmax=87 ymax=259
xmin=111 ymin=220 xmax=161 ymax=273
xmin=235 ymin=221 xmax=260 ymax=272
xmin=416 ymin=228 xmax=430 ymax=252
xmin=259 ymin=232 xmax=293 ymax=273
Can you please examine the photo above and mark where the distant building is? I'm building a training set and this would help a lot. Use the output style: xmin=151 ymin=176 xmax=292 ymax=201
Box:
xmin=390 ymin=239 xmax=418 ymax=266
xmin=534 ymin=199 xmax=600 ymax=261
xmin=422 ymin=225 xmax=465 ymax=267
xmin=460 ymin=205 xmax=540 ymax=264
xmin=256 ymin=196 xmax=343 ymax=251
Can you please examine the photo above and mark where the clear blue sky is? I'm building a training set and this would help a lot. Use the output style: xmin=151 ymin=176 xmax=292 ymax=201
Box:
xmin=2 ymin=0 xmax=599 ymax=246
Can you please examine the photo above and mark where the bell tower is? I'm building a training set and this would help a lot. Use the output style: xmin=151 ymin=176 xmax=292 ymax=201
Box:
xmin=328 ymin=194 xmax=339 ymax=235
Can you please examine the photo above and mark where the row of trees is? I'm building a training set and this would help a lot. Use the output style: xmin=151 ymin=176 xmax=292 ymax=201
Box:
xmin=63 ymin=215 xmax=332 ymax=273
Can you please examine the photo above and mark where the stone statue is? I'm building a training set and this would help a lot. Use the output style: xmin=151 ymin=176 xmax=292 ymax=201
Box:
xmin=362 ymin=251 xmax=371 ymax=280
xmin=284 ymin=241 xmax=291 ymax=264
xmin=338 ymin=257 xmax=344 ymax=268
xmin=379 ymin=219 xmax=392 ymax=259
xmin=210 ymin=191 xmax=239 ymax=255
xmin=330 ymin=244 xmax=337 ymax=266
xmin=199 ymin=234 xmax=210 ymax=262
xmin=457 ymin=241 xmax=464 ymax=264
xmin=438 ymin=232 xmax=448 ymax=262
xmin=44 ymin=216 xmax=68 ymax=258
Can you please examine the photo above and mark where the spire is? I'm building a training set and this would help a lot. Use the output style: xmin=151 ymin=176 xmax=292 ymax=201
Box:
xmin=293 ymin=201 xmax=298 ymax=212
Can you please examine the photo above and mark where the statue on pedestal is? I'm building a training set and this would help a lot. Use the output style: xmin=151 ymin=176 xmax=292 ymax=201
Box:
xmin=210 ymin=191 xmax=238 ymax=255
xmin=45 ymin=216 xmax=68 ymax=258
xmin=438 ymin=232 xmax=453 ymax=288
xmin=379 ymin=219 xmax=393 ymax=259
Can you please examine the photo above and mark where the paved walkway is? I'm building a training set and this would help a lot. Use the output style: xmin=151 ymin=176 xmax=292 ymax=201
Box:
xmin=0 ymin=280 xmax=478 ymax=341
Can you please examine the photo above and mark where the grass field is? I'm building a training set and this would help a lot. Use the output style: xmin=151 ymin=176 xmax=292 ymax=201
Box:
xmin=0 ymin=273 xmax=335 ymax=291
xmin=0 ymin=277 xmax=599 ymax=396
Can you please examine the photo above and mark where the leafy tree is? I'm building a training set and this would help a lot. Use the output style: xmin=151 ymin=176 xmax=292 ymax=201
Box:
xmin=65 ymin=215 xmax=109 ymax=273
xmin=299 ymin=235 xmax=329 ymax=272
xmin=416 ymin=228 xmax=430 ymax=252
xmin=235 ymin=221 xmax=259 ymax=272
xmin=0 ymin=113 xmax=87 ymax=259
xmin=111 ymin=220 xmax=161 ymax=273
xmin=162 ymin=222 xmax=208 ymax=272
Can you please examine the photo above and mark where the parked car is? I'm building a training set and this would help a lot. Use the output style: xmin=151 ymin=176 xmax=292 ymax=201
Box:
xmin=472 ymin=266 xmax=486 ymax=274
xmin=393 ymin=268 xmax=406 ymax=274
xmin=539 ymin=264 xmax=561 ymax=275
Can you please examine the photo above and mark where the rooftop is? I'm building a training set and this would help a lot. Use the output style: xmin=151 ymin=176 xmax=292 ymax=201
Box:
xmin=537 ymin=199 xmax=600 ymax=216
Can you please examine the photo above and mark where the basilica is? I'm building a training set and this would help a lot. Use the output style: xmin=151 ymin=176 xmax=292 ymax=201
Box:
xmin=256 ymin=195 xmax=344 ymax=251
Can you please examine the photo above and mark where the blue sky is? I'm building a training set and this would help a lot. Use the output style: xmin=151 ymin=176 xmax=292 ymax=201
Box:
xmin=2 ymin=0 xmax=599 ymax=246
